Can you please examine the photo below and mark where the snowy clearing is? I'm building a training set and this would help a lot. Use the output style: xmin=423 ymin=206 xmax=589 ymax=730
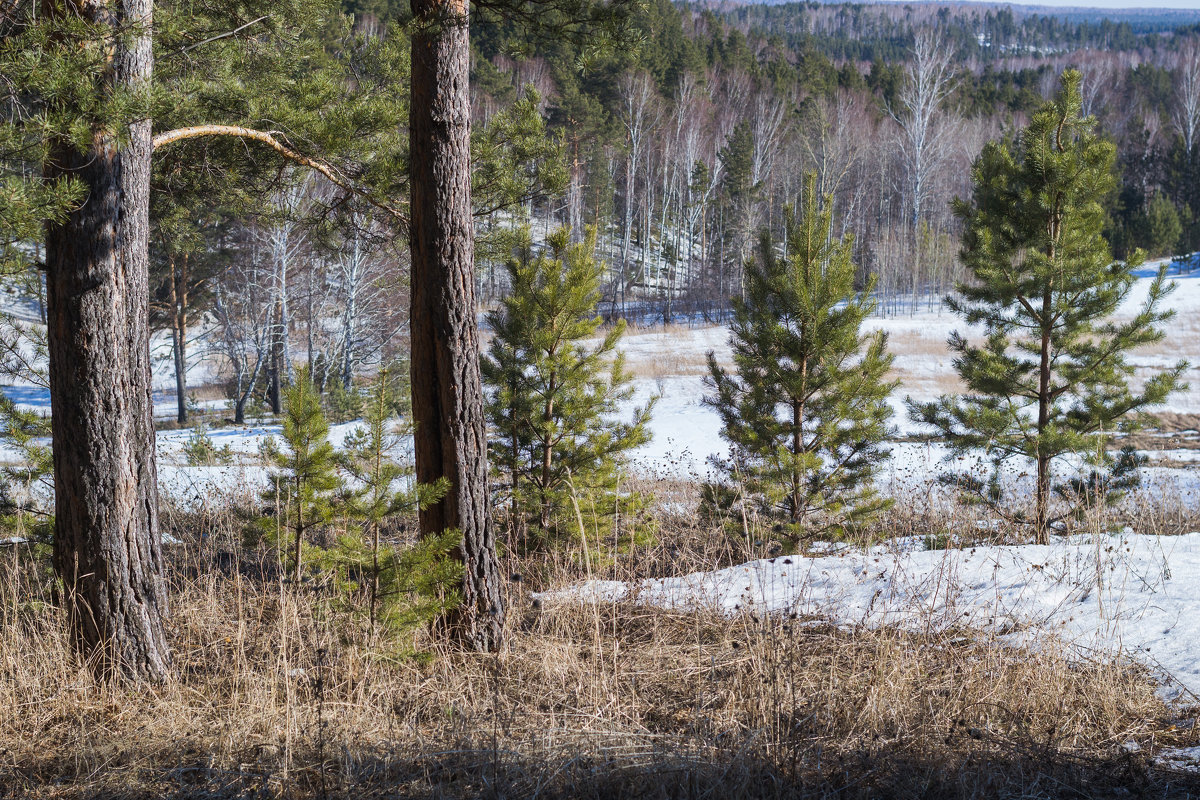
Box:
xmin=623 ymin=258 xmax=1200 ymax=479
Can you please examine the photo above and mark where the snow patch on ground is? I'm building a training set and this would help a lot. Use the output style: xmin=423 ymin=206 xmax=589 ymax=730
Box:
xmin=155 ymin=420 xmax=375 ymax=504
xmin=1157 ymin=745 xmax=1200 ymax=773
xmin=537 ymin=532 xmax=1200 ymax=701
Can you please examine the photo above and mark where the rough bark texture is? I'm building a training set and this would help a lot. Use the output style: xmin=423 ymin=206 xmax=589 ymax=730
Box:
xmin=43 ymin=0 xmax=170 ymax=683
xmin=410 ymin=0 xmax=504 ymax=651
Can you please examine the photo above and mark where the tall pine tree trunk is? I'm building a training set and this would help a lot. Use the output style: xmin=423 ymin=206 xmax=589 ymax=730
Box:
xmin=410 ymin=0 xmax=504 ymax=651
xmin=43 ymin=0 xmax=170 ymax=683
xmin=1035 ymin=287 xmax=1053 ymax=545
xmin=170 ymin=255 xmax=189 ymax=424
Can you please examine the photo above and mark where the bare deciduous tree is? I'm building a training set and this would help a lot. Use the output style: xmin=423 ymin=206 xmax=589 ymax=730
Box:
xmin=1174 ymin=39 xmax=1200 ymax=159
xmin=617 ymin=70 xmax=661 ymax=312
xmin=333 ymin=216 xmax=395 ymax=390
xmin=801 ymin=90 xmax=873 ymax=232
xmin=213 ymin=255 xmax=275 ymax=425
xmin=892 ymin=31 xmax=959 ymax=236
xmin=256 ymin=182 xmax=311 ymax=410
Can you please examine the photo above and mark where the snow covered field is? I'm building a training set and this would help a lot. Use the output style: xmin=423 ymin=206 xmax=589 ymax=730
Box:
xmin=154 ymin=420 xmax=369 ymax=503
xmin=525 ymin=259 xmax=1200 ymax=747
xmin=1 ymin=260 xmax=1196 ymax=501
xmin=622 ymin=259 xmax=1200 ymax=486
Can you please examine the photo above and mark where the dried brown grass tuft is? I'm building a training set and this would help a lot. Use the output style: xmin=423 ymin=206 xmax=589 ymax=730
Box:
xmin=0 ymin=495 xmax=1198 ymax=799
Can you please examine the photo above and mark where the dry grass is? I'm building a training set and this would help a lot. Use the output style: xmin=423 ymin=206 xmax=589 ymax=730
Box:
xmin=624 ymin=349 xmax=712 ymax=381
xmin=1 ymin=496 xmax=1199 ymax=800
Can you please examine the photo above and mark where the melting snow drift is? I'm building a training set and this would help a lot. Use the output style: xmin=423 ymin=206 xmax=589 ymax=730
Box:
xmin=537 ymin=532 xmax=1200 ymax=701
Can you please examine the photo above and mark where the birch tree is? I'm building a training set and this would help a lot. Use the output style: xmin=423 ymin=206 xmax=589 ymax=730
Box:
xmin=1173 ymin=39 xmax=1200 ymax=159
xmin=801 ymin=90 xmax=872 ymax=233
xmin=257 ymin=182 xmax=312 ymax=410
xmin=333 ymin=215 xmax=393 ymax=391
xmin=617 ymin=70 xmax=660 ymax=311
xmin=213 ymin=258 xmax=276 ymax=425
xmin=892 ymin=30 xmax=959 ymax=237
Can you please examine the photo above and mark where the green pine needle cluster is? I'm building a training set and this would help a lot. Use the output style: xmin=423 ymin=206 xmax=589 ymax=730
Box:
xmin=482 ymin=226 xmax=655 ymax=551
xmin=260 ymin=369 xmax=342 ymax=584
xmin=334 ymin=368 xmax=453 ymax=636
xmin=183 ymin=424 xmax=235 ymax=467
xmin=0 ymin=393 xmax=53 ymax=556
xmin=473 ymin=87 xmax=569 ymax=218
xmin=0 ymin=305 xmax=52 ymax=556
xmin=258 ymin=368 xmax=455 ymax=648
xmin=908 ymin=69 xmax=1188 ymax=542
xmin=705 ymin=173 xmax=896 ymax=543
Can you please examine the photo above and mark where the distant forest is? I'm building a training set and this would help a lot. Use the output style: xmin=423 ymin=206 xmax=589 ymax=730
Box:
xmin=441 ymin=0 xmax=1200 ymax=318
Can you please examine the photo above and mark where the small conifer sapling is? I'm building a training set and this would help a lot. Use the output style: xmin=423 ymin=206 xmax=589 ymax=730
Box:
xmin=260 ymin=368 xmax=342 ymax=583
xmin=482 ymin=226 xmax=655 ymax=548
xmin=337 ymin=368 xmax=452 ymax=634
xmin=705 ymin=174 xmax=896 ymax=541
xmin=909 ymin=70 xmax=1188 ymax=542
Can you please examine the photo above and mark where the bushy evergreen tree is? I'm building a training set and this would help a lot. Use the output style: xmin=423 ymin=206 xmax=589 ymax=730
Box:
xmin=182 ymin=423 xmax=234 ymax=466
xmin=260 ymin=368 xmax=342 ymax=582
xmin=323 ymin=380 xmax=364 ymax=424
xmin=0 ymin=394 xmax=53 ymax=555
xmin=335 ymin=369 xmax=454 ymax=637
xmin=482 ymin=226 xmax=654 ymax=548
xmin=705 ymin=174 xmax=895 ymax=542
xmin=1140 ymin=193 xmax=1183 ymax=257
xmin=909 ymin=70 xmax=1187 ymax=543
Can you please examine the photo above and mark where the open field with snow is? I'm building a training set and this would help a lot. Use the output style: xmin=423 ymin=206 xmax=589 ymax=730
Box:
xmin=621 ymin=260 xmax=1200 ymax=482
xmin=6 ymin=259 xmax=1198 ymax=500
xmin=543 ymin=258 xmax=1200 ymax=753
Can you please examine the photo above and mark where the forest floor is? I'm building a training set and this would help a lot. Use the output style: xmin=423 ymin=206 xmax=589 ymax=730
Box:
xmin=4 ymin=501 xmax=1200 ymax=799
